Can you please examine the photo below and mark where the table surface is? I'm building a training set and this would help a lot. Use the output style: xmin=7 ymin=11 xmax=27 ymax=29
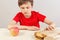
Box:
xmin=0 ymin=28 xmax=37 ymax=40
xmin=0 ymin=28 xmax=60 ymax=40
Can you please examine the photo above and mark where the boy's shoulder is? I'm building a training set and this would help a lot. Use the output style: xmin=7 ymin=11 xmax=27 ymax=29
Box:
xmin=16 ymin=12 xmax=23 ymax=15
xmin=32 ymin=11 xmax=39 ymax=13
xmin=32 ymin=11 xmax=46 ymax=17
xmin=32 ymin=11 xmax=41 ymax=15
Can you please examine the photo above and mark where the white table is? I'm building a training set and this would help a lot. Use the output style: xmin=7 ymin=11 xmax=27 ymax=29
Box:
xmin=0 ymin=28 xmax=60 ymax=40
xmin=0 ymin=28 xmax=37 ymax=40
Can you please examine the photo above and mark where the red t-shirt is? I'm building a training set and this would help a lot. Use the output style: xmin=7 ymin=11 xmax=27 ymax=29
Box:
xmin=13 ymin=11 xmax=46 ymax=28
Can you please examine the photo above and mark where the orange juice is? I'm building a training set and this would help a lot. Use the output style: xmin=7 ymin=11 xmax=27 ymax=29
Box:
xmin=10 ymin=27 xmax=19 ymax=36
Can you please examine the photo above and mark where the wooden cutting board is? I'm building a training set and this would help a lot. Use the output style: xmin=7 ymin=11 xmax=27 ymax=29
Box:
xmin=41 ymin=29 xmax=60 ymax=40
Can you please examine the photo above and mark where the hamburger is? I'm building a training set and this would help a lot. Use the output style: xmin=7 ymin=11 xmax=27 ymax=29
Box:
xmin=34 ymin=31 xmax=47 ymax=40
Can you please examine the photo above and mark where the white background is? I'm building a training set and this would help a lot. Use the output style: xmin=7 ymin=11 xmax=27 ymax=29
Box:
xmin=0 ymin=0 xmax=60 ymax=28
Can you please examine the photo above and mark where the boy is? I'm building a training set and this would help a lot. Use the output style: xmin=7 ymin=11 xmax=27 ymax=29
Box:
xmin=8 ymin=0 xmax=55 ymax=31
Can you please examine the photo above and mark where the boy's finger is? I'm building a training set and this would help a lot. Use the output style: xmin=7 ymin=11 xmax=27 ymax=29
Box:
xmin=49 ymin=26 xmax=55 ymax=31
xmin=45 ymin=27 xmax=51 ymax=31
xmin=44 ymin=27 xmax=52 ymax=31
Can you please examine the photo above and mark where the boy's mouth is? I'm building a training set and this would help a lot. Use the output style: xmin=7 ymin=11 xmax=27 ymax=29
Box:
xmin=25 ymin=12 xmax=27 ymax=14
xmin=24 ymin=12 xmax=29 ymax=15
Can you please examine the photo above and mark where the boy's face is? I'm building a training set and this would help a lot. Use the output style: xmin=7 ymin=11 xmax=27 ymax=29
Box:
xmin=19 ymin=2 xmax=33 ymax=15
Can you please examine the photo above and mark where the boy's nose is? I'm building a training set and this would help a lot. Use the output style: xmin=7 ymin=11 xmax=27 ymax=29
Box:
xmin=24 ymin=10 xmax=28 ymax=13
xmin=24 ymin=9 xmax=27 ymax=11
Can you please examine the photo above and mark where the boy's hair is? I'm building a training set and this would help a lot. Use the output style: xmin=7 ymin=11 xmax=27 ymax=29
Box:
xmin=18 ymin=0 xmax=33 ymax=6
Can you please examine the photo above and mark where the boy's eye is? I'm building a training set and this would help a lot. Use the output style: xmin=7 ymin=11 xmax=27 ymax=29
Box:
xmin=21 ymin=7 xmax=30 ymax=9
xmin=26 ymin=7 xmax=29 ymax=9
xmin=21 ymin=7 xmax=24 ymax=9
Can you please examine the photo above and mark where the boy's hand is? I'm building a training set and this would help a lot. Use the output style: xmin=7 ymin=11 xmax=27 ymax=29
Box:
xmin=27 ymin=26 xmax=40 ymax=31
xmin=44 ymin=18 xmax=55 ymax=31
xmin=44 ymin=25 xmax=55 ymax=31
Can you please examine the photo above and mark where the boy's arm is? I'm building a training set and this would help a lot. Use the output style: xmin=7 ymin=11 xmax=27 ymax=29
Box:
xmin=44 ymin=18 xmax=55 ymax=31
xmin=8 ymin=20 xmax=18 ymax=29
xmin=8 ymin=20 xmax=39 ymax=31
xmin=8 ymin=20 xmax=28 ymax=30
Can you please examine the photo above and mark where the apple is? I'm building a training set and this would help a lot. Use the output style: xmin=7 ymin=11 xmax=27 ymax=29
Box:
xmin=10 ymin=27 xmax=19 ymax=36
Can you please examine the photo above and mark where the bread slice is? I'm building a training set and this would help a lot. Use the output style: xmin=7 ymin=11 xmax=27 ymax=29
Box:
xmin=34 ymin=31 xmax=47 ymax=40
